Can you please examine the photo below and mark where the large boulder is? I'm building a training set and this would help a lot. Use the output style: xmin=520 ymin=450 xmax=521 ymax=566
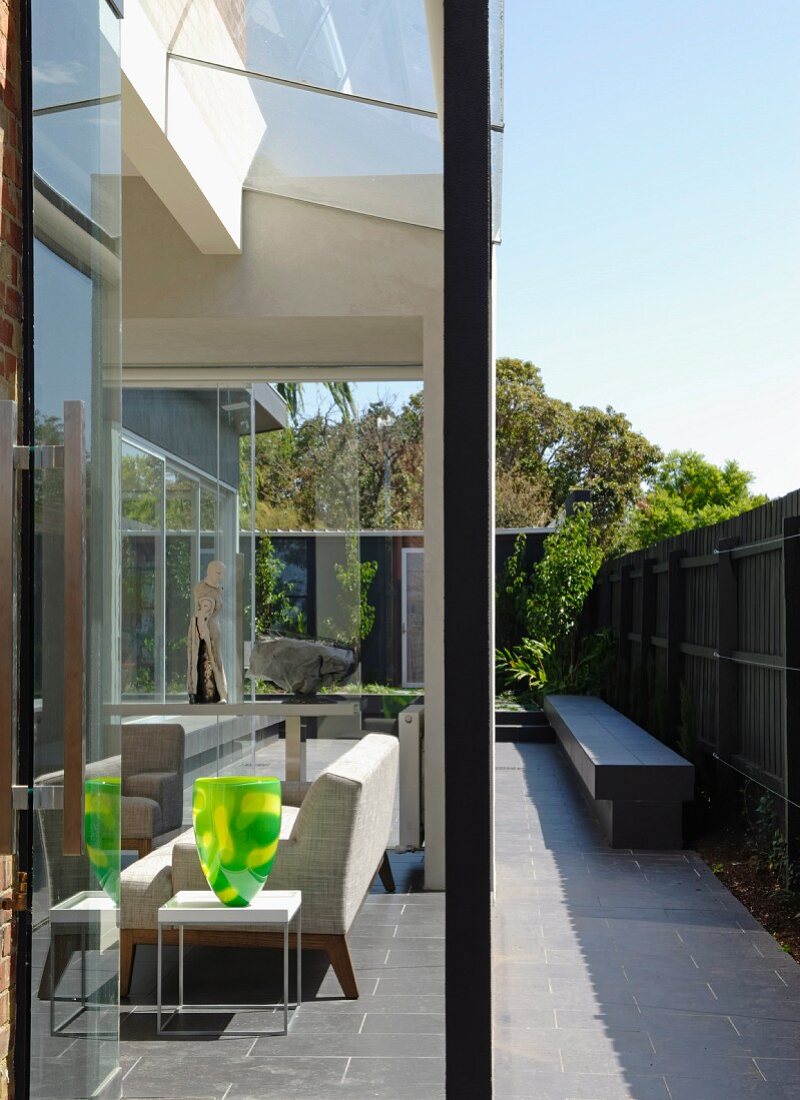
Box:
xmin=247 ymin=636 xmax=357 ymax=696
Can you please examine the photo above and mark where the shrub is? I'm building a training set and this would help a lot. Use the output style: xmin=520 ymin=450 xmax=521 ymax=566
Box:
xmin=496 ymin=504 xmax=608 ymax=706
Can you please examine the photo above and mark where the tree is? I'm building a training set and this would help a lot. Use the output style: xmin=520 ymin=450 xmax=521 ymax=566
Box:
xmin=356 ymin=394 xmax=424 ymax=529
xmin=496 ymin=505 xmax=611 ymax=704
xmin=274 ymin=380 xmax=355 ymax=422
xmin=624 ymin=450 xmax=769 ymax=550
xmin=495 ymin=358 xmax=662 ymax=544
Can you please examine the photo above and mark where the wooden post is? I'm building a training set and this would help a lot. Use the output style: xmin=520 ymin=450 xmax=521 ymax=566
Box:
xmin=666 ymin=550 xmax=686 ymax=741
xmin=638 ymin=558 xmax=657 ymax=724
xmin=716 ymin=537 xmax=739 ymax=768
xmin=783 ymin=517 xmax=800 ymax=863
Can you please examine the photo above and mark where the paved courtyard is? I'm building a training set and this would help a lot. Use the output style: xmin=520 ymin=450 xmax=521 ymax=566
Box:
xmin=494 ymin=742 xmax=800 ymax=1099
xmin=114 ymin=737 xmax=800 ymax=1098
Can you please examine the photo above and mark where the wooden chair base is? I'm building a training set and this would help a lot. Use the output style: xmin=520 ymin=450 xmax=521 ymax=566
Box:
xmin=122 ymin=837 xmax=152 ymax=858
xmin=120 ymin=927 xmax=358 ymax=1000
xmin=377 ymin=851 xmax=396 ymax=893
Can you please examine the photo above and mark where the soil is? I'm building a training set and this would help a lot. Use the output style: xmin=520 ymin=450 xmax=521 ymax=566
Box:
xmin=695 ymin=821 xmax=800 ymax=964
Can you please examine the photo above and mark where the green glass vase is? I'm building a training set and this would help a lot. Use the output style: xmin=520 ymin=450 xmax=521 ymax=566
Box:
xmin=192 ymin=776 xmax=282 ymax=907
xmin=84 ymin=777 xmax=121 ymax=904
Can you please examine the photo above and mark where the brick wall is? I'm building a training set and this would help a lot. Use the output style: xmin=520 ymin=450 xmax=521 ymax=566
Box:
xmin=0 ymin=0 xmax=21 ymax=1095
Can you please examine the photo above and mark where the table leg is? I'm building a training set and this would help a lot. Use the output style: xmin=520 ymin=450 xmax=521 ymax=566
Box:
xmin=283 ymin=922 xmax=289 ymax=1034
xmin=157 ymin=922 xmax=162 ymax=1033
xmin=49 ymin=925 xmax=55 ymax=1036
xmin=285 ymin=716 xmax=306 ymax=782
xmin=80 ymin=928 xmax=86 ymax=1007
xmin=178 ymin=925 xmax=184 ymax=1009
xmin=296 ymin=909 xmax=302 ymax=1009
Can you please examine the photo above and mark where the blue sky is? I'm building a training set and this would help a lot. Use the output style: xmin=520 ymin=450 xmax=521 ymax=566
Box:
xmin=495 ymin=1 xmax=800 ymax=496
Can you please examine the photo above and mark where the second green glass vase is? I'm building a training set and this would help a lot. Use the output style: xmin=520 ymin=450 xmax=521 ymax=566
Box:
xmin=192 ymin=776 xmax=282 ymax=907
xmin=85 ymin=776 xmax=121 ymax=904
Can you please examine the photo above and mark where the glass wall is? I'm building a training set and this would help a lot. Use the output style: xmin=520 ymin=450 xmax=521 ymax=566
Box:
xmin=115 ymin=382 xmax=363 ymax=829
xmin=120 ymin=436 xmax=238 ymax=702
xmin=29 ymin=0 xmax=122 ymax=1096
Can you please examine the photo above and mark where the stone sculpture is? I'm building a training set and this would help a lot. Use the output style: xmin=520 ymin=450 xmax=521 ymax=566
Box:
xmin=187 ymin=560 xmax=228 ymax=704
xmin=247 ymin=635 xmax=357 ymax=697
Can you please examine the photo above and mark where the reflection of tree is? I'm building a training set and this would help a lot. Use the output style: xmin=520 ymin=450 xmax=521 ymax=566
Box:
xmin=121 ymin=451 xmax=160 ymax=527
xmin=120 ymin=537 xmax=156 ymax=695
xmin=242 ymin=392 xmax=424 ymax=532
xmin=165 ymin=537 xmax=192 ymax=694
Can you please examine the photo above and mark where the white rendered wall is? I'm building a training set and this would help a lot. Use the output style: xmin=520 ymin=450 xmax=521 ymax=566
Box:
xmin=121 ymin=0 xmax=264 ymax=253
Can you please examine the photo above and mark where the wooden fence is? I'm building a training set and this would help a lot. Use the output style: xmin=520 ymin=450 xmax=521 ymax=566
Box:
xmin=587 ymin=488 xmax=800 ymax=850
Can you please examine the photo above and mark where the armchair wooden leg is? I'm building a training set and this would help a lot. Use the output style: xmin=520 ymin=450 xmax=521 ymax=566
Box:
xmin=122 ymin=837 xmax=151 ymax=859
xmin=324 ymin=935 xmax=359 ymax=999
xmin=120 ymin=930 xmax=136 ymax=998
xmin=378 ymin=851 xmax=396 ymax=893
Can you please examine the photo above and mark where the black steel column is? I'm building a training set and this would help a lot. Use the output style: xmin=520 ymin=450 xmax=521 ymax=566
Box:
xmin=15 ymin=0 xmax=36 ymax=1096
xmin=443 ymin=1 xmax=494 ymax=1096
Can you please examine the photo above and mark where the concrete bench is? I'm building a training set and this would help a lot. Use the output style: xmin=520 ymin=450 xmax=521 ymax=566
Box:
xmin=543 ymin=695 xmax=694 ymax=848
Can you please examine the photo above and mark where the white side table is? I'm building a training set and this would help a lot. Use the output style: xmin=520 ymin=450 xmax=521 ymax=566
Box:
xmin=157 ymin=890 xmax=302 ymax=1035
xmin=49 ymin=890 xmax=118 ymax=1038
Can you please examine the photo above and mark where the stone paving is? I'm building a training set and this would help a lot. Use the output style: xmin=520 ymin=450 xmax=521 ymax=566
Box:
xmin=120 ymin=740 xmax=444 ymax=1100
xmin=494 ymin=741 xmax=800 ymax=1100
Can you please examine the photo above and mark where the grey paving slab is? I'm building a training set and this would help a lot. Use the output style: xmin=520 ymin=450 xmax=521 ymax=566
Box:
xmin=494 ymin=741 xmax=800 ymax=1100
xmin=120 ymin=849 xmax=444 ymax=1099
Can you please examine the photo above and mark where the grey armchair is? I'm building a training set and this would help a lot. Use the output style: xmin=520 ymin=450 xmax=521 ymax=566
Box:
xmin=121 ymin=723 xmax=185 ymax=856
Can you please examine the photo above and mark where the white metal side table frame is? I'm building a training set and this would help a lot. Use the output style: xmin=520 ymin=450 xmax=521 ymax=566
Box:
xmin=157 ymin=890 xmax=302 ymax=1036
xmin=49 ymin=890 xmax=118 ymax=1039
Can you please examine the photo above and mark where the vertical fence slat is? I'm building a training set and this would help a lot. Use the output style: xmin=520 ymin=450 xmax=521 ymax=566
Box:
xmin=783 ymin=516 xmax=800 ymax=862
xmin=666 ymin=550 xmax=685 ymax=740
xmin=716 ymin=537 xmax=739 ymax=765
xmin=639 ymin=557 xmax=657 ymax=719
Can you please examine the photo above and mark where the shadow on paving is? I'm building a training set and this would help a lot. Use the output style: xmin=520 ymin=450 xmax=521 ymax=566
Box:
xmin=120 ymin=851 xmax=445 ymax=1100
xmin=493 ymin=741 xmax=800 ymax=1100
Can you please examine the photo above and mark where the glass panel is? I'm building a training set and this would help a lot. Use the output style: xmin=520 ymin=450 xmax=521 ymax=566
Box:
xmin=30 ymin=0 xmax=122 ymax=1095
xmin=170 ymin=56 xmax=443 ymax=228
xmin=121 ymin=444 xmax=164 ymax=701
xmin=151 ymin=0 xmax=437 ymax=111
xmin=165 ymin=468 xmax=198 ymax=698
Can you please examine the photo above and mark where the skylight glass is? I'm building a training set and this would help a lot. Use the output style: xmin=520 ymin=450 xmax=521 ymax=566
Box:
xmin=160 ymin=0 xmax=436 ymax=112
xmin=171 ymin=56 xmax=443 ymax=228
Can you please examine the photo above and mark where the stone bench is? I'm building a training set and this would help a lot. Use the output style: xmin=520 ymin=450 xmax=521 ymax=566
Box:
xmin=543 ymin=695 xmax=694 ymax=848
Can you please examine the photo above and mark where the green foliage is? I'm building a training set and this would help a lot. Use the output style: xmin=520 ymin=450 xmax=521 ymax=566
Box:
xmin=497 ymin=631 xmax=613 ymax=705
xmin=624 ymin=450 xmax=769 ymax=550
xmin=497 ymin=507 xmax=603 ymax=651
xmin=495 ymin=358 xmax=662 ymax=544
xmin=331 ymin=536 xmax=378 ymax=648
xmin=747 ymin=793 xmax=800 ymax=893
xmin=495 ymin=506 xmax=609 ymax=705
xmin=254 ymin=536 xmax=297 ymax=635
xmin=275 ymin=381 xmax=355 ymax=423
xmin=527 ymin=506 xmax=604 ymax=643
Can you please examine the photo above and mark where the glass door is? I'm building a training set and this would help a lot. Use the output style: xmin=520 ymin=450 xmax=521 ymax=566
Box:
xmin=17 ymin=0 xmax=122 ymax=1097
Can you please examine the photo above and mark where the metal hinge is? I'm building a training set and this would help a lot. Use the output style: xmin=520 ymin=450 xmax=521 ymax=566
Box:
xmin=1 ymin=870 xmax=28 ymax=912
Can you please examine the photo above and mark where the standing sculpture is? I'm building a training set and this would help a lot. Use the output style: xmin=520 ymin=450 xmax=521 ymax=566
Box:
xmin=187 ymin=560 xmax=228 ymax=704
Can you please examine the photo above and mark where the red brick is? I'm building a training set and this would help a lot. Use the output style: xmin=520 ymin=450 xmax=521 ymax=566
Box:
xmin=4 ymin=287 xmax=20 ymax=319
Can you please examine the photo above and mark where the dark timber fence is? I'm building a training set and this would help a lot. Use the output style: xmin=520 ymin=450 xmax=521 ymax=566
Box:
xmin=587 ymin=488 xmax=800 ymax=854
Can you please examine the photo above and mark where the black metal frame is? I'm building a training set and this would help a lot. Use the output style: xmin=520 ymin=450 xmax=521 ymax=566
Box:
xmin=15 ymin=0 xmax=36 ymax=1093
xmin=443 ymin=1 xmax=494 ymax=1096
